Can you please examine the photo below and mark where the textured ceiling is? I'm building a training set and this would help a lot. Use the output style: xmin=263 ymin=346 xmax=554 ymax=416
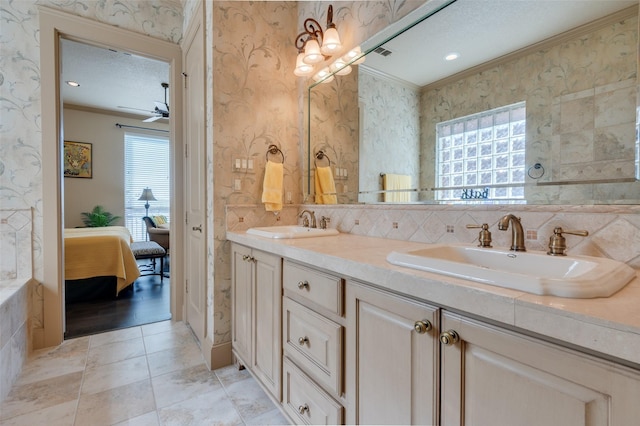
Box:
xmin=61 ymin=38 xmax=170 ymax=119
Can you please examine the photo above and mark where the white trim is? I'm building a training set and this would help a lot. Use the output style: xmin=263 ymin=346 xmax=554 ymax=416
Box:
xmin=39 ymin=7 xmax=184 ymax=348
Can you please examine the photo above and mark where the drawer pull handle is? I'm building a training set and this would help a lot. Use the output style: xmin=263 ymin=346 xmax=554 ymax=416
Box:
xmin=298 ymin=336 xmax=309 ymax=345
xmin=298 ymin=403 xmax=309 ymax=415
xmin=440 ymin=330 xmax=460 ymax=346
xmin=297 ymin=280 xmax=309 ymax=290
xmin=414 ymin=320 xmax=432 ymax=334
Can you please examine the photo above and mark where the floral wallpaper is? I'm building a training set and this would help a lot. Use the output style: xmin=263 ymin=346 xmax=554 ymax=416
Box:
xmin=358 ymin=68 xmax=420 ymax=203
xmin=420 ymin=12 xmax=638 ymax=203
xmin=211 ymin=1 xmax=300 ymax=347
xmin=308 ymin=69 xmax=360 ymax=204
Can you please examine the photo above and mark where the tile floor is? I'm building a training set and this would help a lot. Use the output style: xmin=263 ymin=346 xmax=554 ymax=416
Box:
xmin=0 ymin=321 xmax=289 ymax=425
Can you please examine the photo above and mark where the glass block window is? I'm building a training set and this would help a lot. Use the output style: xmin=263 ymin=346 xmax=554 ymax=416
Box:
xmin=436 ymin=102 xmax=526 ymax=201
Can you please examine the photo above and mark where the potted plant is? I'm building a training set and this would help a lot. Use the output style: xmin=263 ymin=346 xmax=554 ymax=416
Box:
xmin=81 ymin=205 xmax=121 ymax=227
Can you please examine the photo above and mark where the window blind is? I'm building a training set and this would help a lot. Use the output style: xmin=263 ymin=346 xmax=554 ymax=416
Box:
xmin=124 ymin=132 xmax=170 ymax=241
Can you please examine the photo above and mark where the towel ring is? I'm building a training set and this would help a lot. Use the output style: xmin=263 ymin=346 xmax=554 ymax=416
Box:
xmin=527 ymin=162 xmax=545 ymax=179
xmin=314 ymin=150 xmax=332 ymax=167
xmin=266 ymin=144 xmax=285 ymax=163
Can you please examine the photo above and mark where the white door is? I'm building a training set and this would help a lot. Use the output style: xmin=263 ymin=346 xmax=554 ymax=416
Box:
xmin=183 ymin=10 xmax=206 ymax=343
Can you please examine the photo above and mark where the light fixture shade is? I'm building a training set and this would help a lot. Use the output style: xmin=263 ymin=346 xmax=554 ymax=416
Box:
xmin=330 ymin=58 xmax=352 ymax=76
xmin=303 ymin=38 xmax=323 ymax=64
xmin=138 ymin=187 xmax=157 ymax=201
xmin=313 ymin=68 xmax=334 ymax=84
xmin=294 ymin=52 xmax=314 ymax=76
xmin=320 ymin=27 xmax=342 ymax=55
xmin=343 ymin=46 xmax=365 ymax=65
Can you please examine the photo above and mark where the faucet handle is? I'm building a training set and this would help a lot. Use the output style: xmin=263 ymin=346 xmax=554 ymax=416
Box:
xmin=547 ymin=227 xmax=588 ymax=256
xmin=466 ymin=223 xmax=492 ymax=248
xmin=319 ymin=216 xmax=330 ymax=230
xmin=301 ymin=216 xmax=309 ymax=227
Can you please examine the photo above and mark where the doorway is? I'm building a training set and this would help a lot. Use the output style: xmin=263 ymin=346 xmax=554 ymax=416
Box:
xmin=39 ymin=8 xmax=184 ymax=348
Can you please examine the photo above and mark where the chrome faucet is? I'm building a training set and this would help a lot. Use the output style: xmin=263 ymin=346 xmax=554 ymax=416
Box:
xmin=497 ymin=214 xmax=526 ymax=251
xmin=299 ymin=210 xmax=316 ymax=228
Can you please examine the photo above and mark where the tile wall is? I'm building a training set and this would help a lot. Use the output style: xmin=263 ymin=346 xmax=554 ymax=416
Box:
xmin=227 ymin=204 xmax=640 ymax=269
xmin=1 ymin=209 xmax=35 ymax=402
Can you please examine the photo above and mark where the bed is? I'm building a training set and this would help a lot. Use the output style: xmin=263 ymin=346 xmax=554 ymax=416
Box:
xmin=64 ymin=226 xmax=140 ymax=299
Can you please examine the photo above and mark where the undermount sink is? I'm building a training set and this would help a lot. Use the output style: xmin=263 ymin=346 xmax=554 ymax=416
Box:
xmin=247 ymin=225 xmax=339 ymax=239
xmin=387 ymin=244 xmax=636 ymax=298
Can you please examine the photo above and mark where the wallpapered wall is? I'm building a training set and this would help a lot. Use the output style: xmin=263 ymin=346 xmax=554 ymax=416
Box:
xmin=358 ymin=69 xmax=420 ymax=203
xmin=421 ymin=12 xmax=638 ymax=203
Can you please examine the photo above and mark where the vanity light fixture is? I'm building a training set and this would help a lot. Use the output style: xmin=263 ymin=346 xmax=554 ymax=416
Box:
xmin=295 ymin=4 xmax=346 ymax=78
xmin=294 ymin=4 xmax=365 ymax=80
xmin=313 ymin=67 xmax=335 ymax=84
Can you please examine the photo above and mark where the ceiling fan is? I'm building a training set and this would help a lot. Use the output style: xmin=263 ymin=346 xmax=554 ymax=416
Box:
xmin=118 ymin=82 xmax=169 ymax=122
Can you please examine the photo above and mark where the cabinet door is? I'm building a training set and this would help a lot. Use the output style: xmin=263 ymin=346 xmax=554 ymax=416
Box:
xmin=252 ymin=250 xmax=282 ymax=400
xmin=441 ymin=311 xmax=640 ymax=426
xmin=231 ymin=244 xmax=252 ymax=366
xmin=346 ymin=281 xmax=439 ymax=425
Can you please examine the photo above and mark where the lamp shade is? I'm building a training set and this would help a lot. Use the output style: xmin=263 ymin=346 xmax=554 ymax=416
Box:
xmin=320 ymin=27 xmax=342 ymax=55
xmin=303 ymin=38 xmax=323 ymax=64
xmin=138 ymin=187 xmax=157 ymax=201
xmin=294 ymin=52 xmax=314 ymax=77
xmin=313 ymin=67 xmax=334 ymax=84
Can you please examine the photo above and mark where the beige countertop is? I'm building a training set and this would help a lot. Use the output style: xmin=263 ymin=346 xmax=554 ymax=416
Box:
xmin=227 ymin=231 xmax=640 ymax=367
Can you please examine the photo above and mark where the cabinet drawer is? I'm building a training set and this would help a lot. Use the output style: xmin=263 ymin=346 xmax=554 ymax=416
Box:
xmin=282 ymin=357 xmax=343 ymax=425
xmin=283 ymin=297 xmax=343 ymax=396
xmin=283 ymin=260 xmax=343 ymax=315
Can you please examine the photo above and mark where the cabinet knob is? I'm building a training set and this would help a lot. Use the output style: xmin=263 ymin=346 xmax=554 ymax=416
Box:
xmin=242 ymin=255 xmax=249 ymax=261
xmin=297 ymin=280 xmax=309 ymax=290
xmin=298 ymin=403 xmax=309 ymax=415
xmin=414 ymin=320 xmax=432 ymax=334
xmin=298 ymin=336 xmax=309 ymax=345
xmin=440 ymin=330 xmax=460 ymax=346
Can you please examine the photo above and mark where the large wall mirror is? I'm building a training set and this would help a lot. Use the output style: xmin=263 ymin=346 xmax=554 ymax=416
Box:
xmin=306 ymin=0 xmax=640 ymax=205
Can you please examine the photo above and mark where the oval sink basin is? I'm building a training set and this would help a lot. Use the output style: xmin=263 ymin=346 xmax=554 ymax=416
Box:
xmin=247 ymin=225 xmax=339 ymax=239
xmin=387 ymin=244 xmax=636 ymax=298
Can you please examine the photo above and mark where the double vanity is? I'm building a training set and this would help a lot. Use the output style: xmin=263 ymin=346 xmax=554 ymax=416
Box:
xmin=228 ymin=222 xmax=640 ymax=425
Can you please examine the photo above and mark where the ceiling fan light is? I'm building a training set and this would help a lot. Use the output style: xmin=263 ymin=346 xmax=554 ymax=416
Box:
xmin=303 ymin=38 xmax=323 ymax=64
xmin=294 ymin=52 xmax=314 ymax=76
xmin=320 ymin=27 xmax=342 ymax=55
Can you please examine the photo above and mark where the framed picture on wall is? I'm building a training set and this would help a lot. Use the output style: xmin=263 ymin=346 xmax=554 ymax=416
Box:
xmin=64 ymin=141 xmax=92 ymax=178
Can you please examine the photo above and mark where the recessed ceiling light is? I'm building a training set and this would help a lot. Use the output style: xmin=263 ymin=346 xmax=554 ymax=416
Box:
xmin=444 ymin=52 xmax=460 ymax=61
xmin=66 ymin=80 xmax=80 ymax=87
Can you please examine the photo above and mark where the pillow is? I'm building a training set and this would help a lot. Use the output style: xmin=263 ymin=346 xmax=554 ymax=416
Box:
xmin=153 ymin=215 xmax=168 ymax=225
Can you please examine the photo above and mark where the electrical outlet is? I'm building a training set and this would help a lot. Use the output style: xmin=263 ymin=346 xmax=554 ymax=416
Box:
xmin=234 ymin=179 xmax=241 ymax=190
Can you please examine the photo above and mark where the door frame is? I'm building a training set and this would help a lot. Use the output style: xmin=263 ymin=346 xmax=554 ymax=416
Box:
xmin=39 ymin=7 xmax=184 ymax=348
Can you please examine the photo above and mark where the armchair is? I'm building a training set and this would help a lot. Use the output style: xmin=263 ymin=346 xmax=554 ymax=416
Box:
xmin=142 ymin=216 xmax=170 ymax=251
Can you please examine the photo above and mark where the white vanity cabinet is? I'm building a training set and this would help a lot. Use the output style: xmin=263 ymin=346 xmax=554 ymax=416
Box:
xmin=230 ymin=243 xmax=282 ymax=400
xmin=281 ymin=260 xmax=345 ymax=424
xmin=345 ymin=280 xmax=440 ymax=425
xmin=440 ymin=311 xmax=640 ymax=426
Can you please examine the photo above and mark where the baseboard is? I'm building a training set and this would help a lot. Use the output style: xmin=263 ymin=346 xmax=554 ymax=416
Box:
xmin=205 ymin=340 xmax=232 ymax=370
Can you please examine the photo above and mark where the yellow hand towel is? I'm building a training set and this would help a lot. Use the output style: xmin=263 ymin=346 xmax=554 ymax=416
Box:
xmin=314 ymin=166 xmax=337 ymax=204
xmin=383 ymin=174 xmax=412 ymax=202
xmin=262 ymin=160 xmax=283 ymax=212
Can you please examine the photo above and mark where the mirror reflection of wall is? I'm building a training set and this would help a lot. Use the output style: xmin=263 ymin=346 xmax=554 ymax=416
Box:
xmin=308 ymin=0 xmax=639 ymax=205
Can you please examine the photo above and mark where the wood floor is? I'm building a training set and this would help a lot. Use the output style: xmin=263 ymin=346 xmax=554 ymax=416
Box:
xmin=64 ymin=261 xmax=171 ymax=339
